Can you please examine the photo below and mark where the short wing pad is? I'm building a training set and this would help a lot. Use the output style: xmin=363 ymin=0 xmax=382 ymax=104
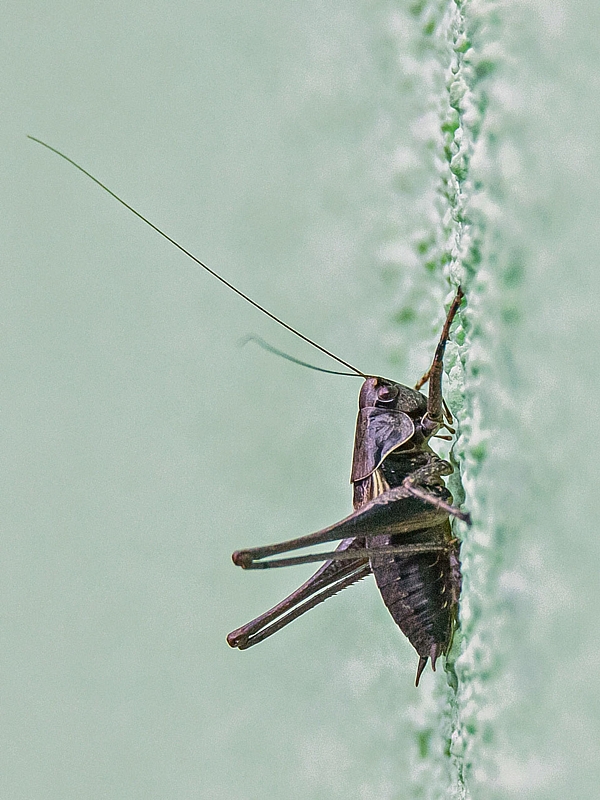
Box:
xmin=351 ymin=408 xmax=415 ymax=482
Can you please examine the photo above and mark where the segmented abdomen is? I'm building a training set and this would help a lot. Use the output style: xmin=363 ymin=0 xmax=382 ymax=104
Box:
xmin=368 ymin=519 xmax=460 ymax=666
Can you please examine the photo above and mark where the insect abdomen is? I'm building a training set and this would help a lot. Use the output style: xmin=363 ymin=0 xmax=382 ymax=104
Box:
xmin=369 ymin=519 xmax=460 ymax=675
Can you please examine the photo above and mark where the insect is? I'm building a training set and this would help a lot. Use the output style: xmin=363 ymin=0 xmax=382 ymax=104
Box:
xmin=227 ymin=289 xmax=468 ymax=685
xmin=29 ymin=137 xmax=470 ymax=685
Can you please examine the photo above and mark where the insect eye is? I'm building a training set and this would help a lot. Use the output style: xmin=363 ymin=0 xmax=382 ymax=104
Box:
xmin=377 ymin=383 xmax=399 ymax=403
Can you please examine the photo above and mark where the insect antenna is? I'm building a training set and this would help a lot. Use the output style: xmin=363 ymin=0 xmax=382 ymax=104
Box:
xmin=239 ymin=335 xmax=363 ymax=377
xmin=28 ymin=136 xmax=367 ymax=379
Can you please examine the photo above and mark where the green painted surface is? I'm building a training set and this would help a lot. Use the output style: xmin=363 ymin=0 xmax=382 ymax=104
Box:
xmin=3 ymin=1 xmax=600 ymax=797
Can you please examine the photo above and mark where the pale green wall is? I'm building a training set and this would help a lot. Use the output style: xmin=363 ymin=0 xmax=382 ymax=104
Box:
xmin=3 ymin=1 xmax=600 ymax=798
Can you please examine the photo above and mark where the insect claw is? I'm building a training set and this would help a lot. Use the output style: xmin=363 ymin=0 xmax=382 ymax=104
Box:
xmin=442 ymin=399 xmax=454 ymax=426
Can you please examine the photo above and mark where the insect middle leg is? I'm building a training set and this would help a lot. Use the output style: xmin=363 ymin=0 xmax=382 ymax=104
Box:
xmin=400 ymin=459 xmax=472 ymax=525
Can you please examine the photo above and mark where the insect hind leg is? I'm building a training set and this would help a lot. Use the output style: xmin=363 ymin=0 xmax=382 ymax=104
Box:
xmin=227 ymin=538 xmax=370 ymax=649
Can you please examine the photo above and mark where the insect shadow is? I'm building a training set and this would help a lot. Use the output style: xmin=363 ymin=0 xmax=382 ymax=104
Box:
xmin=29 ymin=136 xmax=470 ymax=686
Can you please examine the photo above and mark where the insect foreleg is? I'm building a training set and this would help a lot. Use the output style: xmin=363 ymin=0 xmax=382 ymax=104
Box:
xmin=420 ymin=286 xmax=464 ymax=432
xmin=414 ymin=365 xmax=432 ymax=392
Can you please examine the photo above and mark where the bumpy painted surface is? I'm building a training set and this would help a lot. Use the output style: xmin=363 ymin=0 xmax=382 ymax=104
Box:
xmin=390 ymin=2 xmax=600 ymax=798
xmin=385 ymin=2 xmax=490 ymax=796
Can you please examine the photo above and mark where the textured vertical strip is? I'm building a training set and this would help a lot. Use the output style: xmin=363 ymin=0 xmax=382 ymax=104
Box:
xmin=387 ymin=1 xmax=503 ymax=797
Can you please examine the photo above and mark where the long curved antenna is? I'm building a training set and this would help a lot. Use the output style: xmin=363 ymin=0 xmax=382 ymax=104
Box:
xmin=28 ymin=136 xmax=367 ymax=378
xmin=240 ymin=335 xmax=363 ymax=377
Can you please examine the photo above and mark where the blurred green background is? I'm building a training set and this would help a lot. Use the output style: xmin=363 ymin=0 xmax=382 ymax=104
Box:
xmin=3 ymin=1 xmax=600 ymax=798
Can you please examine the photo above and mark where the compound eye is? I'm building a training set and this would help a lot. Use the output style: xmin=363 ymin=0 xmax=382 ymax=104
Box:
xmin=377 ymin=383 xmax=399 ymax=403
